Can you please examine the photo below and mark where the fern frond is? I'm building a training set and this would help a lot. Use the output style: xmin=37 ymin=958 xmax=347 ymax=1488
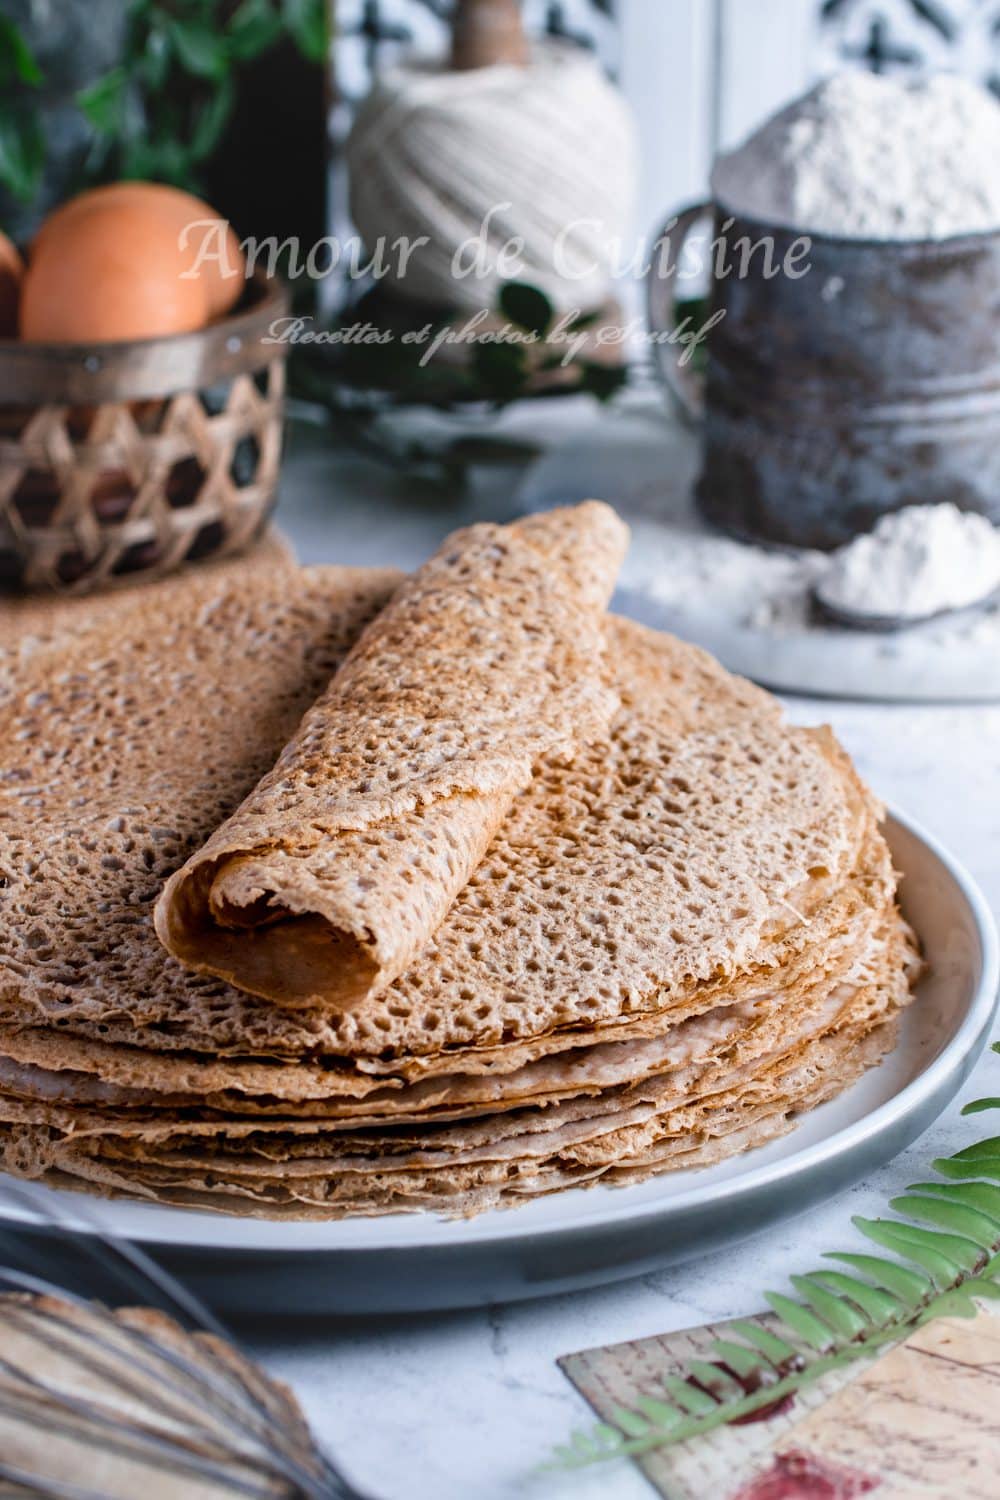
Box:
xmin=706 ymin=1337 xmax=772 ymax=1378
xmin=806 ymin=1269 xmax=904 ymax=1322
xmin=552 ymin=1098 xmax=1000 ymax=1471
xmin=763 ymin=1292 xmax=837 ymax=1350
xmin=907 ymin=1179 xmax=1000 ymax=1217
xmin=788 ymin=1275 xmax=871 ymax=1337
xmin=822 ymin=1250 xmax=932 ymax=1304
xmin=725 ymin=1319 xmax=797 ymax=1364
xmin=853 ymin=1216 xmax=982 ymax=1283
xmin=889 ymin=1192 xmax=1000 ymax=1246
xmin=933 ymin=1154 xmax=1000 ymax=1180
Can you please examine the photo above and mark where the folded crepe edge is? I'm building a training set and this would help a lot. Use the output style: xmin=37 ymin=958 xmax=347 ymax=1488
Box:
xmin=153 ymin=788 xmax=512 ymax=1009
xmin=153 ymin=502 xmax=629 ymax=1010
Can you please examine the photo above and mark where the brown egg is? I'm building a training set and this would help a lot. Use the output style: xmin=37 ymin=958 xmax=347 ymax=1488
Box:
xmin=22 ymin=183 xmax=247 ymax=342
xmin=0 ymin=232 xmax=24 ymax=338
xmin=33 ymin=184 xmax=246 ymax=318
xmin=21 ymin=211 xmax=207 ymax=343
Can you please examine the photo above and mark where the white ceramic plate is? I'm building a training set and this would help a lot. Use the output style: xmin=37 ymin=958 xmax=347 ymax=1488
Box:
xmin=1 ymin=810 xmax=996 ymax=1313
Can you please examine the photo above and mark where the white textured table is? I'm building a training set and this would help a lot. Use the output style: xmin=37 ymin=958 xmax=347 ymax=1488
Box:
xmin=242 ymin=418 xmax=1000 ymax=1500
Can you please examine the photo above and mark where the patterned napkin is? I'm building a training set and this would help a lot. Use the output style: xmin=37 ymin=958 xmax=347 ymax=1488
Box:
xmin=560 ymin=1306 xmax=1000 ymax=1498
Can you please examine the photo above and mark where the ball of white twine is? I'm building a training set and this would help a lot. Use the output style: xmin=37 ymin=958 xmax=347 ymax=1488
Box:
xmin=346 ymin=40 xmax=637 ymax=313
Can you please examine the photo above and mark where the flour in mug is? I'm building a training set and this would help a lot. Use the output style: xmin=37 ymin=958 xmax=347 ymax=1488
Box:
xmin=712 ymin=72 xmax=1000 ymax=240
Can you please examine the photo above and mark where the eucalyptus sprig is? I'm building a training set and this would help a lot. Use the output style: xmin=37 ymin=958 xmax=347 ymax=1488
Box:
xmin=552 ymin=1042 xmax=1000 ymax=1470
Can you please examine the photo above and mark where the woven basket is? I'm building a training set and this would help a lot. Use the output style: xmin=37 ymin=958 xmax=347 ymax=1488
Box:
xmin=0 ymin=272 xmax=288 ymax=594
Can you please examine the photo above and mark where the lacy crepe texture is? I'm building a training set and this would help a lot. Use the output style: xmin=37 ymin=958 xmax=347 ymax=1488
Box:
xmin=0 ymin=512 xmax=918 ymax=1219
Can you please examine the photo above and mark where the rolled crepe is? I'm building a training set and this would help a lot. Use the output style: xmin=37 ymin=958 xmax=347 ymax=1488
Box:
xmin=154 ymin=502 xmax=628 ymax=1009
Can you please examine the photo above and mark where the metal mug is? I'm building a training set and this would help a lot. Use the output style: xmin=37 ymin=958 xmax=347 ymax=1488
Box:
xmin=647 ymin=203 xmax=1000 ymax=550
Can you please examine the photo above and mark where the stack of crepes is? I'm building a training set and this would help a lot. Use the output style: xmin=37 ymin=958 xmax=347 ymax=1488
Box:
xmin=0 ymin=504 xmax=919 ymax=1219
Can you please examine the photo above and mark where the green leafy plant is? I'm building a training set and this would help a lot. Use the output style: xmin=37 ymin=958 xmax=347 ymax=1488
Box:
xmin=551 ymin=1047 xmax=1000 ymax=1470
xmin=295 ymin=280 xmax=628 ymax=415
xmin=484 ymin=282 xmax=626 ymax=404
xmin=78 ymin=0 xmax=328 ymax=192
xmin=0 ymin=18 xmax=44 ymax=202
xmin=0 ymin=1 xmax=327 ymax=206
xmin=290 ymin=280 xmax=628 ymax=486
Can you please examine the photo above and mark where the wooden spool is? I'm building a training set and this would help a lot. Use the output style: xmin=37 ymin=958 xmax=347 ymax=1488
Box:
xmin=0 ymin=271 xmax=289 ymax=594
xmin=451 ymin=0 xmax=529 ymax=71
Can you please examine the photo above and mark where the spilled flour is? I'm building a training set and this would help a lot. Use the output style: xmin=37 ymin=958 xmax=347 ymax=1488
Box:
xmin=627 ymin=504 xmax=1000 ymax=644
xmin=627 ymin=521 xmax=825 ymax=635
xmin=816 ymin=506 xmax=1000 ymax=624
xmin=711 ymin=72 xmax=1000 ymax=239
xmin=519 ymin=401 xmax=1000 ymax=697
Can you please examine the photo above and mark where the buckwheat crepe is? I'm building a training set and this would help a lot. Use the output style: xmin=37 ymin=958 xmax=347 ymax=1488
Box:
xmin=154 ymin=502 xmax=628 ymax=1010
xmin=0 ymin=566 xmax=877 ymax=1066
xmin=0 ymin=526 xmax=294 ymax=649
xmin=0 ymin=895 xmax=891 ymax=1124
xmin=0 ymin=914 xmax=914 ymax=1146
xmin=0 ymin=548 xmax=918 ymax=1218
xmin=0 ymin=916 xmax=915 ymax=1216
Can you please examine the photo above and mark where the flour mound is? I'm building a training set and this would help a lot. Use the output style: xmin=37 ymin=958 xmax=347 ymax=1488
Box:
xmin=712 ymin=72 xmax=1000 ymax=240
xmin=816 ymin=504 xmax=1000 ymax=623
